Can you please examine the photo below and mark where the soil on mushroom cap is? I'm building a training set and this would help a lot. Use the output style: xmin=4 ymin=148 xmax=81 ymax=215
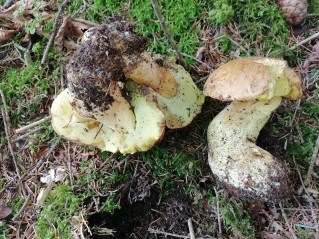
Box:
xmin=67 ymin=16 xmax=148 ymax=112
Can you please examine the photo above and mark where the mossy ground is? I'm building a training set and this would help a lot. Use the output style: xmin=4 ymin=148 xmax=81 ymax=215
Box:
xmin=0 ymin=0 xmax=318 ymax=238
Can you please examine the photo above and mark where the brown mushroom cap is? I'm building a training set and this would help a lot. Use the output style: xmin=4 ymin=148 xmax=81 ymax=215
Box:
xmin=203 ymin=57 xmax=302 ymax=101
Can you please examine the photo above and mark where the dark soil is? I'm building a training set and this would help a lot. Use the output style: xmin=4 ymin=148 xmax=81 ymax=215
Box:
xmin=87 ymin=188 xmax=211 ymax=239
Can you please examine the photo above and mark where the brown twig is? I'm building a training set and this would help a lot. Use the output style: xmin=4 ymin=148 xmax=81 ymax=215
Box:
xmin=279 ymin=203 xmax=298 ymax=239
xmin=15 ymin=115 xmax=52 ymax=134
xmin=0 ymin=89 xmax=10 ymax=131
xmin=168 ymin=49 xmax=213 ymax=70
xmin=288 ymin=31 xmax=319 ymax=51
xmin=1 ymin=107 xmax=27 ymax=197
xmin=151 ymin=0 xmax=186 ymax=68
xmin=12 ymin=194 xmax=31 ymax=221
xmin=12 ymin=126 xmax=45 ymax=143
xmin=73 ymin=18 xmax=98 ymax=27
xmin=1 ymin=108 xmax=21 ymax=178
xmin=0 ymin=139 xmax=59 ymax=194
xmin=148 ymin=228 xmax=190 ymax=238
xmin=67 ymin=141 xmax=74 ymax=186
xmin=40 ymin=0 xmax=70 ymax=66
xmin=263 ymin=211 xmax=294 ymax=239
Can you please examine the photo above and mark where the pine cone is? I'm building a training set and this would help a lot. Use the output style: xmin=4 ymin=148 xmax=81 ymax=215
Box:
xmin=278 ymin=0 xmax=308 ymax=25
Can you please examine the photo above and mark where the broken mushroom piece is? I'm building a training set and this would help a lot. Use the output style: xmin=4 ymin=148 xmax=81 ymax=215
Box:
xmin=204 ymin=57 xmax=302 ymax=201
xmin=51 ymin=17 xmax=204 ymax=154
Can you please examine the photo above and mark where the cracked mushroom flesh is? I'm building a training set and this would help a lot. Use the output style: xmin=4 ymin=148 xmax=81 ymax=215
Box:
xmin=51 ymin=17 xmax=204 ymax=154
xmin=203 ymin=57 xmax=302 ymax=201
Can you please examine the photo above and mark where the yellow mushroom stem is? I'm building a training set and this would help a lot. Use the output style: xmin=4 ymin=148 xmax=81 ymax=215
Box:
xmin=207 ymin=97 xmax=290 ymax=201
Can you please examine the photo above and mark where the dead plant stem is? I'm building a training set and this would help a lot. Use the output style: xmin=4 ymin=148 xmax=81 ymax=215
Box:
xmin=67 ymin=141 xmax=74 ymax=185
xmin=40 ymin=0 xmax=70 ymax=66
xmin=1 ymin=108 xmax=25 ymax=192
xmin=263 ymin=211 xmax=294 ymax=239
xmin=187 ymin=218 xmax=196 ymax=239
xmin=214 ymin=187 xmax=222 ymax=237
xmin=279 ymin=203 xmax=298 ymax=239
xmin=304 ymin=135 xmax=319 ymax=186
xmin=12 ymin=126 xmax=44 ymax=143
xmin=12 ymin=194 xmax=31 ymax=221
xmin=151 ymin=0 xmax=186 ymax=68
xmin=288 ymin=31 xmax=319 ymax=51
xmin=148 ymin=228 xmax=190 ymax=238
xmin=15 ymin=115 xmax=52 ymax=134
xmin=74 ymin=18 xmax=97 ymax=27
xmin=168 ymin=49 xmax=212 ymax=70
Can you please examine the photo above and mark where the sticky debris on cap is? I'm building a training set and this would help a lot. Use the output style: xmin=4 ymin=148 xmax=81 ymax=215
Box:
xmin=203 ymin=57 xmax=302 ymax=101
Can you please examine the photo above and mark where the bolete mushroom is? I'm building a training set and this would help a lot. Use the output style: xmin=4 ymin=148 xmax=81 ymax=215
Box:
xmin=51 ymin=17 xmax=204 ymax=154
xmin=203 ymin=57 xmax=302 ymax=201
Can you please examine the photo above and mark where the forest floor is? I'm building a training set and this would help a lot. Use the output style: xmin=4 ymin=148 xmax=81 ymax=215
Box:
xmin=0 ymin=0 xmax=318 ymax=238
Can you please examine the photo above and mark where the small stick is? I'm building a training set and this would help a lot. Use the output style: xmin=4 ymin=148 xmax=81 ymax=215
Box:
xmin=213 ymin=187 xmax=222 ymax=236
xmin=151 ymin=0 xmax=186 ymax=68
xmin=12 ymin=194 xmax=31 ymax=221
xmin=40 ymin=0 xmax=70 ymax=66
xmin=288 ymin=31 xmax=319 ymax=51
xmin=0 ymin=89 xmax=10 ymax=130
xmin=1 ymin=108 xmax=21 ymax=179
xmin=73 ymin=18 xmax=98 ymax=27
xmin=168 ymin=49 xmax=212 ymax=70
xmin=67 ymin=141 xmax=74 ymax=185
xmin=15 ymin=115 xmax=52 ymax=134
xmin=263 ymin=211 xmax=293 ymax=239
xmin=304 ymin=135 xmax=319 ymax=186
xmin=148 ymin=228 xmax=190 ymax=238
xmin=0 ymin=139 xmax=59 ymax=194
xmin=226 ymin=35 xmax=250 ymax=55
xmin=290 ymin=99 xmax=301 ymax=128
xmin=187 ymin=218 xmax=196 ymax=239
xmin=12 ymin=126 xmax=44 ymax=143
xmin=279 ymin=203 xmax=298 ymax=239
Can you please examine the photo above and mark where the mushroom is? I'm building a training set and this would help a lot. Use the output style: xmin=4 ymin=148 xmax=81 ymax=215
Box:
xmin=203 ymin=57 xmax=302 ymax=201
xmin=51 ymin=16 xmax=204 ymax=154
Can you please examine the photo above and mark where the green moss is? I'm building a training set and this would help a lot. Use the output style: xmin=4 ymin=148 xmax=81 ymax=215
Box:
xmin=35 ymin=185 xmax=82 ymax=238
xmin=0 ymin=41 xmax=60 ymax=126
xmin=141 ymin=147 xmax=201 ymax=193
xmin=208 ymin=192 xmax=255 ymax=238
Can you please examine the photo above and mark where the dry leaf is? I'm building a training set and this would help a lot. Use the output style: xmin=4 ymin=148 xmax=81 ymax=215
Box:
xmin=0 ymin=204 xmax=12 ymax=219
xmin=0 ymin=29 xmax=17 ymax=43
xmin=55 ymin=16 xmax=91 ymax=52
xmin=40 ymin=167 xmax=66 ymax=184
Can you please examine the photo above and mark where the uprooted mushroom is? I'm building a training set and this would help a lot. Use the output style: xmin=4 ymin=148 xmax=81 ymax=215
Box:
xmin=51 ymin=17 xmax=204 ymax=154
xmin=203 ymin=57 xmax=302 ymax=202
